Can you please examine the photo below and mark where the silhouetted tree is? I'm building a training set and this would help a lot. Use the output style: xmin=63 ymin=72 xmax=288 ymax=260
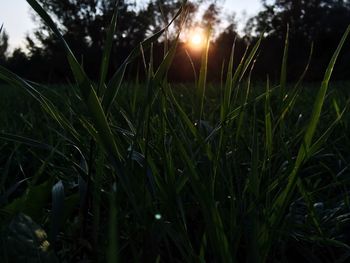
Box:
xmin=23 ymin=0 xmax=234 ymax=82
xmin=6 ymin=49 xmax=30 ymax=76
xmin=246 ymin=0 xmax=350 ymax=80
xmin=25 ymin=0 xmax=153 ymax=81
xmin=249 ymin=0 xmax=350 ymax=41
xmin=202 ymin=3 xmax=221 ymax=30
xmin=0 ymin=30 xmax=9 ymax=63
xmin=145 ymin=0 xmax=199 ymax=34
xmin=2 ymin=0 xmax=246 ymax=83
xmin=24 ymin=0 xmax=208 ymax=81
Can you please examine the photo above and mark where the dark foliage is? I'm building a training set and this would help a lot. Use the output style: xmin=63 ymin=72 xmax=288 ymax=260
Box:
xmin=248 ymin=0 xmax=350 ymax=81
xmin=0 ymin=29 xmax=9 ymax=68
xmin=1 ymin=0 xmax=350 ymax=82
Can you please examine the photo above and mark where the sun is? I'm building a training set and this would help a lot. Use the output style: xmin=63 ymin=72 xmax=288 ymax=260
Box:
xmin=188 ymin=29 xmax=206 ymax=50
xmin=191 ymin=34 xmax=203 ymax=46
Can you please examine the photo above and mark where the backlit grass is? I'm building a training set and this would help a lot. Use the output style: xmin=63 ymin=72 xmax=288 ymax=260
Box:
xmin=1 ymin=1 xmax=350 ymax=262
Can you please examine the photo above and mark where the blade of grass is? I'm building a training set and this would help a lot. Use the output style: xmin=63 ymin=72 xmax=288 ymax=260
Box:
xmin=280 ymin=24 xmax=289 ymax=103
xmin=92 ymin=148 xmax=105 ymax=253
xmin=265 ymin=76 xmax=273 ymax=159
xmin=102 ymin=3 xmax=185 ymax=113
xmin=270 ymin=24 xmax=350 ymax=239
xmin=276 ymin=43 xmax=314 ymax=126
xmin=26 ymin=0 xmax=123 ymax=163
xmin=98 ymin=0 xmax=119 ymax=96
xmin=223 ymin=38 xmax=236 ymax=113
xmin=0 ymin=66 xmax=81 ymax=144
xmin=50 ymin=180 xmax=65 ymax=242
xmin=0 ymin=132 xmax=87 ymax=179
xmin=196 ymin=28 xmax=211 ymax=121
xmin=107 ymin=184 xmax=118 ymax=263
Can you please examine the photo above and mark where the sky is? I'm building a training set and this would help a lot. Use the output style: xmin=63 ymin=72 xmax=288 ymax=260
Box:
xmin=0 ymin=0 xmax=262 ymax=51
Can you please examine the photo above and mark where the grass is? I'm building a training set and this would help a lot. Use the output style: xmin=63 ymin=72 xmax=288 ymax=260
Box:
xmin=1 ymin=0 xmax=350 ymax=262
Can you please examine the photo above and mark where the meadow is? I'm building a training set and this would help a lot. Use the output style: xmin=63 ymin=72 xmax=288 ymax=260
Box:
xmin=1 ymin=0 xmax=350 ymax=262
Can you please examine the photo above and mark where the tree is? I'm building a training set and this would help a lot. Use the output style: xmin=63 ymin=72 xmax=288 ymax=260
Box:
xmin=246 ymin=0 xmax=350 ymax=80
xmin=24 ymin=0 xmax=228 ymax=81
xmin=0 ymin=29 xmax=9 ymax=62
xmin=6 ymin=48 xmax=29 ymax=76
xmin=202 ymin=3 xmax=221 ymax=30
xmin=30 ymin=0 xmax=147 ymax=49
xmin=144 ymin=0 xmax=198 ymax=32
xmin=26 ymin=0 xmax=152 ymax=80
xmin=250 ymin=0 xmax=350 ymax=41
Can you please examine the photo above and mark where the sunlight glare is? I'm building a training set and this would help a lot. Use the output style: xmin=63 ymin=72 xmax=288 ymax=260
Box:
xmin=191 ymin=34 xmax=202 ymax=45
xmin=188 ymin=29 xmax=206 ymax=50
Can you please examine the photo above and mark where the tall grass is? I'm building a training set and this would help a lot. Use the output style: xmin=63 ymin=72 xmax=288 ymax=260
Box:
xmin=1 ymin=0 xmax=350 ymax=262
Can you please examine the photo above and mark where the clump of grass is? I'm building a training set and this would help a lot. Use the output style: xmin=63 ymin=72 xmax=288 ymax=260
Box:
xmin=1 ymin=0 xmax=350 ymax=262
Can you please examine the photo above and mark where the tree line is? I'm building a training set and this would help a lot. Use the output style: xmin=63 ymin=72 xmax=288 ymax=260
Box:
xmin=1 ymin=0 xmax=350 ymax=83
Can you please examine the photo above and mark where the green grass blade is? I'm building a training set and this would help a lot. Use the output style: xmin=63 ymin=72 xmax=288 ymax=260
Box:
xmin=265 ymin=76 xmax=273 ymax=158
xmin=276 ymin=43 xmax=313 ymax=125
xmin=221 ymin=39 xmax=236 ymax=117
xmin=308 ymin=101 xmax=349 ymax=156
xmin=271 ymin=24 xmax=350 ymax=233
xmin=196 ymin=29 xmax=210 ymax=121
xmin=50 ymin=180 xmax=65 ymax=242
xmin=25 ymin=0 xmax=70 ymax=52
xmin=0 ymin=132 xmax=88 ymax=179
xmin=153 ymin=35 xmax=180 ymax=84
xmin=304 ymin=26 xmax=350 ymax=148
xmin=0 ymin=132 xmax=53 ymax=150
xmin=102 ymin=4 xmax=185 ymax=113
xmin=107 ymin=185 xmax=118 ymax=263
xmin=0 ymin=65 xmax=83 ymax=149
xmin=185 ymin=49 xmax=198 ymax=87
xmin=239 ymin=36 xmax=262 ymax=82
xmin=92 ymin=148 xmax=105 ymax=251
xmin=26 ymin=0 xmax=123 ymax=162
xmin=231 ymin=36 xmax=262 ymax=106
xmin=280 ymin=25 xmax=289 ymax=102
xmin=98 ymin=1 xmax=119 ymax=96
xmin=168 ymin=89 xmax=198 ymax=138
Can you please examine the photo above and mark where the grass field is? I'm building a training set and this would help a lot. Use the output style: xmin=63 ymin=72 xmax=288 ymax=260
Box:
xmin=1 ymin=0 xmax=350 ymax=262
